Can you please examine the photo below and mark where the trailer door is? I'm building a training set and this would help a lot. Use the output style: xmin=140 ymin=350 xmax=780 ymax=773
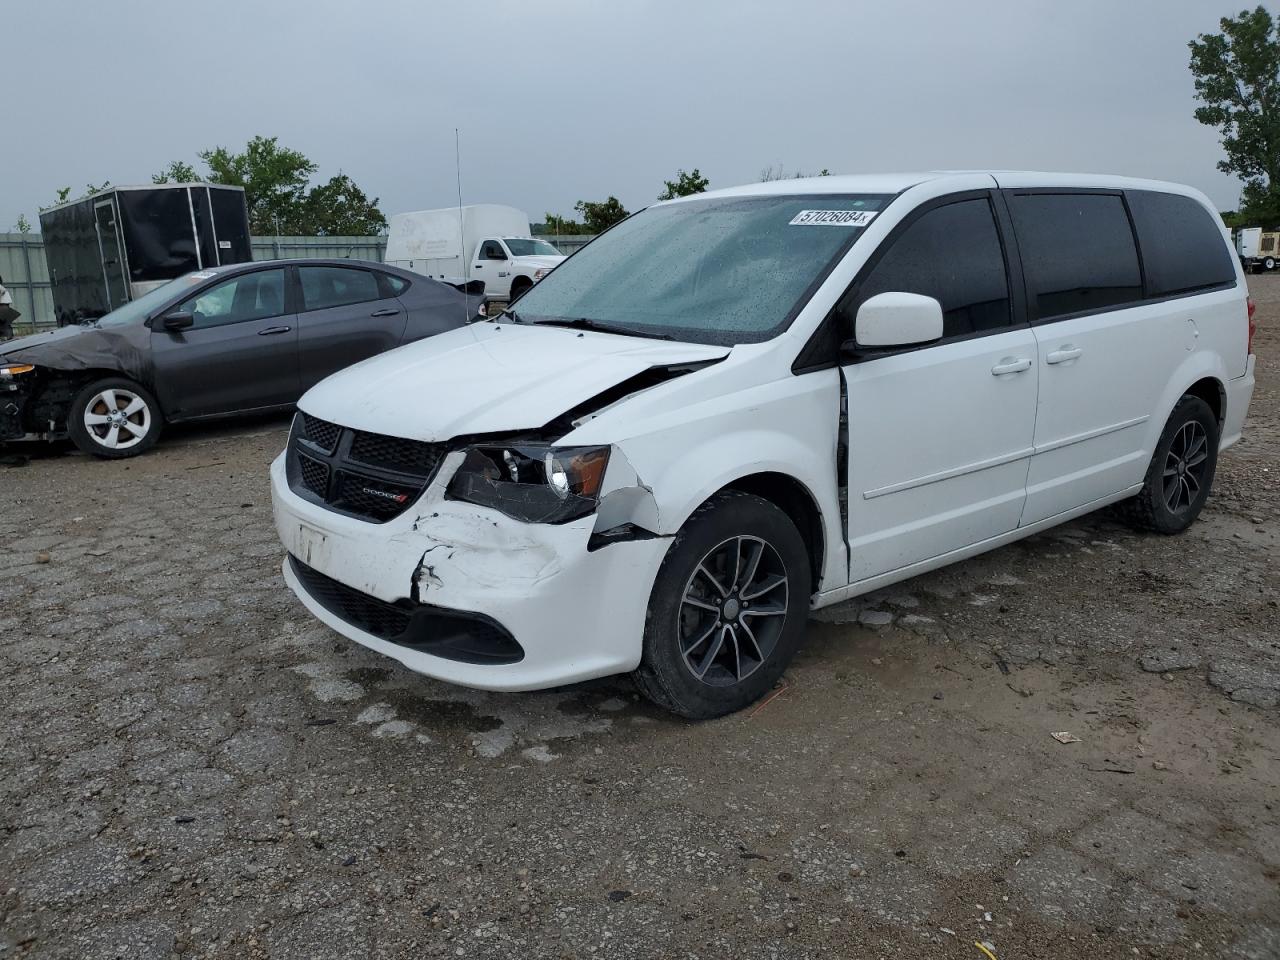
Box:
xmin=94 ymin=199 xmax=130 ymax=311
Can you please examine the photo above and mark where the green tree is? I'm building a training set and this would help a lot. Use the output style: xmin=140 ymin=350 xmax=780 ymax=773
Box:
xmin=15 ymin=214 xmax=32 ymax=233
xmin=297 ymin=172 xmax=388 ymax=236
xmin=41 ymin=182 xmax=110 ymax=211
xmin=152 ymin=160 xmax=199 ymax=184
xmin=542 ymin=212 xmax=589 ymax=234
xmin=574 ymin=196 xmax=629 ymax=233
xmin=658 ymin=168 xmax=709 ymax=200
xmin=200 ymin=136 xmax=317 ymax=234
xmin=1190 ymin=6 xmax=1280 ymax=223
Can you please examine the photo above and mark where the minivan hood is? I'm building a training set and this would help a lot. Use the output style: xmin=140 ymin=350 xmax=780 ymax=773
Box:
xmin=300 ymin=321 xmax=729 ymax=440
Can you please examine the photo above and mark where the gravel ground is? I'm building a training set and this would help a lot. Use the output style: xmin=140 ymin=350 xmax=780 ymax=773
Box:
xmin=2 ymin=277 xmax=1278 ymax=960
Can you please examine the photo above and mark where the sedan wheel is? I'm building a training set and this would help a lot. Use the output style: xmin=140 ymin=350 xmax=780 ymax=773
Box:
xmin=84 ymin=387 xmax=152 ymax=451
xmin=68 ymin=377 xmax=164 ymax=459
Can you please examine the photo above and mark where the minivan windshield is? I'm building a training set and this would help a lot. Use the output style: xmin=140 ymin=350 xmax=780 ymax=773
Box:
xmin=512 ymin=194 xmax=891 ymax=345
xmin=503 ymin=238 xmax=563 ymax=257
xmin=94 ymin=272 xmax=215 ymax=328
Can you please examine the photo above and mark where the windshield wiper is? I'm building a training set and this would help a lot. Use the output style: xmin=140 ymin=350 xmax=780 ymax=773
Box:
xmin=531 ymin=317 xmax=675 ymax=341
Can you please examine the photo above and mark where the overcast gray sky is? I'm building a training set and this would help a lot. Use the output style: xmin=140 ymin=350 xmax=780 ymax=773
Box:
xmin=1 ymin=0 xmax=1261 ymax=231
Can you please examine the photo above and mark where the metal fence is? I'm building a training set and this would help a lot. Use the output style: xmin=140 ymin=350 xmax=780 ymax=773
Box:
xmin=1 ymin=232 xmax=594 ymax=335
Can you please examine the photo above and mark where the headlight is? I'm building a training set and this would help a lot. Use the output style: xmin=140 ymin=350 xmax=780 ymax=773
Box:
xmin=534 ymin=269 xmax=546 ymax=280
xmin=446 ymin=444 xmax=610 ymax=523
xmin=0 ymin=364 xmax=35 ymax=378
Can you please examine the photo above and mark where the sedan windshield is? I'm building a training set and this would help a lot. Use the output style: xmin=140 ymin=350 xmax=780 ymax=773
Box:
xmin=95 ymin=272 xmax=216 ymax=328
xmin=504 ymin=238 xmax=563 ymax=257
xmin=512 ymin=194 xmax=890 ymax=345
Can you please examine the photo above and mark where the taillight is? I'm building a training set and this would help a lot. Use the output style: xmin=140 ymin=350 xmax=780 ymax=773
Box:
xmin=1247 ymin=296 xmax=1257 ymax=354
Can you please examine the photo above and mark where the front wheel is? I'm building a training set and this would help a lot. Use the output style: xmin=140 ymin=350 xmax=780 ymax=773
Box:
xmin=633 ymin=491 xmax=811 ymax=719
xmin=1116 ymin=395 xmax=1218 ymax=534
xmin=67 ymin=377 xmax=163 ymax=459
xmin=1266 ymin=257 xmax=1276 ymax=271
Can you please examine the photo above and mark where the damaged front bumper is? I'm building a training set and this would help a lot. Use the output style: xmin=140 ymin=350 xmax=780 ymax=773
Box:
xmin=270 ymin=452 xmax=672 ymax=691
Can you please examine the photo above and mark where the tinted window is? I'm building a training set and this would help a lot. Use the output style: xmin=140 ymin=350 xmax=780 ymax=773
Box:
xmin=1010 ymin=194 xmax=1142 ymax=320
xmin=853 ymin=198 xmax=1011 ymax=339
xmin=179 ymin=270 xmax=286 ymax=328
xmin=380 ymin=272 xmax=410 ymax=296
xmin=479 ymin=241 xmax=506 ymax=260
xmin=1127 ymin=190 xmax=1235 ymax=297
xmin=300 ymin=267 xmax=381 ymax=311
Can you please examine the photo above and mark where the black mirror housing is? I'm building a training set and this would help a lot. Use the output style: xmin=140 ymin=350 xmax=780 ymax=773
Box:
xmin=162 ymin=310 xmax=194 ymax=331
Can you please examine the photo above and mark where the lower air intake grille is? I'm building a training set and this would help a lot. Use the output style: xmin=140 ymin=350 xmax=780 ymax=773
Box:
xmin=288 ymin=555 xmax=525 ymax=664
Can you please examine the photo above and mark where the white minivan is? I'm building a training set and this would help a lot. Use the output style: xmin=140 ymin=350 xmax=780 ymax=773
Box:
xmin=271 ymin=172 xmax=1257 ymax=718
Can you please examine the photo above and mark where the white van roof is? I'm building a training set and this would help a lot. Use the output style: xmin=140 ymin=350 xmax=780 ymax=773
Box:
xmin=667 ymin=171 xmax=1211 ymax=204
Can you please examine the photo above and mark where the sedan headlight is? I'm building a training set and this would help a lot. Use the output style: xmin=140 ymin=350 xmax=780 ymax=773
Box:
xmin=0 ymin=364 xmax=35 ymax=378
xmin=446 ymin=444 xmax=610 ymax=523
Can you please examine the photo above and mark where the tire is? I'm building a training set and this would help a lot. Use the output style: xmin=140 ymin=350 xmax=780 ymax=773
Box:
xmin=632 ymin=490 xmax=811 ymax=719
xmin=508 ymin=278 xmax=532 ymax=303
xmin=1115 ymin=395 xmax=1218 ymax=534
xmin=1266 ymin=257 xmax=1276 ymax=271
xmin=67 ymin=377 xmax=163 ymax=459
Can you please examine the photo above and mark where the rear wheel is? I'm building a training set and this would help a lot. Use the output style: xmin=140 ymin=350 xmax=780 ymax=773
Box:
xmin=633 ymin=491 xmax=810 ymax=719
xmin=1116 ymin=395 xmax=1218 ymax=534
xmin=67 ymin=377 xmax=163 ymax=459
xmin=1266 ymin=256 xmax=1276 ymax=271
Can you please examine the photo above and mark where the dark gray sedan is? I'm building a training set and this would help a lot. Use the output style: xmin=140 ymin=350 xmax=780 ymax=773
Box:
xmin=0 ymin=260 xmax=480 ymax=458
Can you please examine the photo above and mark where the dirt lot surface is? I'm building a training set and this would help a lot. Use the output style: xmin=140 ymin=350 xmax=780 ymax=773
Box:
xmin=2 ymin=280 xmax=1279 ymax=960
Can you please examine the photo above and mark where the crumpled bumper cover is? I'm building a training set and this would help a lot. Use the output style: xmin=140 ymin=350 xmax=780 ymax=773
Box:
xmin=271 ymin=453 xmax=672 ymax=691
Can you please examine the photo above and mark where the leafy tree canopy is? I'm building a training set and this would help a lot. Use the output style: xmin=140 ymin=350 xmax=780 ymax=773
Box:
xmin=574 ymin=196 xmax=630 ymax=233
xmin=658 ymin=168 xmax=709 ymax=200
xmin=1190 ymin=6 xmax=1280 ymax=223
xmin=153 ymin=136 xmax=386 ymax=235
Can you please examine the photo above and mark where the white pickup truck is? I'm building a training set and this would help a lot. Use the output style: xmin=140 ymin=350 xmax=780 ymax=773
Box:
xmin=385 ymin=204 xmax=566 ymax=301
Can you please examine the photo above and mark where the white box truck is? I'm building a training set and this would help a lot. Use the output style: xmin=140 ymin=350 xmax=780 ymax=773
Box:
xmin=385 ymin=204 xmax=567 ymax=302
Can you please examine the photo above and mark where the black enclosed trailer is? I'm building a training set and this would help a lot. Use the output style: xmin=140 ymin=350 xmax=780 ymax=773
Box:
xmin=39 ymin=183 xmax=252 ymax=326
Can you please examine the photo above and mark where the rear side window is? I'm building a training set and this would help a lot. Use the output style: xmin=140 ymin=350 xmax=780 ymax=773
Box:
xmin=852 ymin=197 xmax=1011 ymax=339
xmin=1127 ymin=191 xmax=1235 ymax=297
xmin=300 ymin=267 xmax=382 ymax=311
xmin=378 ymin=272 xmax=410 ymax=297
xmin=1010 ymin=194 xmax=1142 ymax=320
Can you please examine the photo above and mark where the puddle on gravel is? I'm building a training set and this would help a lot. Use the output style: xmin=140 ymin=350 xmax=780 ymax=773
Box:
xmin=381 ymin=689 xmax=504 ymax=733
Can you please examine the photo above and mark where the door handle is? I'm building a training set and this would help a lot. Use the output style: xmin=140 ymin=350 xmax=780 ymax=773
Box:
xmin=370 ymin=308 xmax=401 ymax=317
xmin=1046 ymin=345 xmax=1083 ymax=364
xmin=474 ymin=265 xmax=483 ymax=269
xmin=258 ymin=325 xmax=292 ymax=336
xmin=991 ymin=357 xmax=1033 ymax=376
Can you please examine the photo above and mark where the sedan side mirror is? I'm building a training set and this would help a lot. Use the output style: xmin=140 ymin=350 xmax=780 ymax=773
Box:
xmin=850 ymin=292 xmax=944 ymax=350
xmin=162 ymin=310 xmax=194 ymax=332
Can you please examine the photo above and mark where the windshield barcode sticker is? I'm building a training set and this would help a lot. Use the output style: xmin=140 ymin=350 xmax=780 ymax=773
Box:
xmin=789 ymin=209 xmax=877 ymax=226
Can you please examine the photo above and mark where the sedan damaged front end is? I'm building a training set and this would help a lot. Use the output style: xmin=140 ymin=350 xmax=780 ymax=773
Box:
xmin=0 ymin=363 xmax=74 ymax=443
xmin=271 ymin=412 xmax=673 ymax=691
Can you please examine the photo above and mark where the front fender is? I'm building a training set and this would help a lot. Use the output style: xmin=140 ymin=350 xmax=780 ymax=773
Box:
xmin=584 ymin=369 xmax=846 ymax=591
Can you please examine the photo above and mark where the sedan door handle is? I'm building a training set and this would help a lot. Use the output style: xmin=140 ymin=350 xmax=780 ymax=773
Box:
xmin=991 ymin=357 xmax=1033 ymax=376
xmin=258 ymin=325 xmax=292 ymax=336
xmin=370 ymin=308 xmax=401 ymax=317
xmin=1046 ymin=345 xmax=1083 ymax=365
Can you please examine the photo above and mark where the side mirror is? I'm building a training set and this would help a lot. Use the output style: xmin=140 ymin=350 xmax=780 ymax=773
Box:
xmin=162 ymin=310 xmax=194 ymax=332
xmin=849 ymin=292 xmax=943 ymax=350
